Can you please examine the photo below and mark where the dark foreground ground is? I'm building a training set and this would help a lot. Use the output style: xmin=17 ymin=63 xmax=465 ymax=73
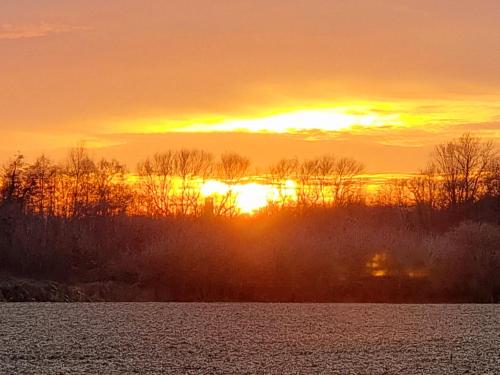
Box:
xmin=0 ymin=303 xmax=498 ymax=374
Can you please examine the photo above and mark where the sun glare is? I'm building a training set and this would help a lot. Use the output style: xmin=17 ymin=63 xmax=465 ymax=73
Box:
xmin=200 ymin=180 xmax=229 ymax=196
xmin=201 ymin=180 xmax=280 ymax=214
xmin=234 ymin=183 xmax=270 ymax=214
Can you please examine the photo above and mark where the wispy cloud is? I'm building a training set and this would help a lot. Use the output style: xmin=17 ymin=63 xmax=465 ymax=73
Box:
xmin=0 ymin=22 xmax=90 ymax=40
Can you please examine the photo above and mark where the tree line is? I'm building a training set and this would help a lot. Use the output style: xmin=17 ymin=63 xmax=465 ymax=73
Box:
xmin=375 ymin=133 xmax=500 ymax=228
xmin=0 ymin=146 xmax=366 ymax=217
xmin=0 ymin=133 xmax=499 ymax=302
xmin=2 ymin=133 xmax=498 ymax=218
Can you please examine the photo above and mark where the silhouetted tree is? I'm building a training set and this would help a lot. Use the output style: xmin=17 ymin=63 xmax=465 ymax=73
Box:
xmin=331 ymin=157 xmax=365 ymax=206
xmin=296 ymin=159 xmax=320 ymax=208
xmin=64 ymin=145 xmax=97 ymax=218
xmin=216 ymin=152 xmax=250 ymax=216
xmin=433 ymin=133 xmax=496 ymax=208
xmin=24 ymin=155 xmax=58 ymax=216
xmin=268 ymin=158 xmax=298 ymax=209
xmin=316 ymin=155 xmax=336 ymax=206
xmin=174 ymin=149 xmax=213 ymax=215
xmin=93 ymin=158 xmax=131 ymax=216
xmin=137 ymin=152 xmax=175 ymax=216
xmin=0 ymin=154 xmax=28 ymax=208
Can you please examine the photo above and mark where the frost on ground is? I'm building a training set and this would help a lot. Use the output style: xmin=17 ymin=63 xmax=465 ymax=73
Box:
xmin=0 ymin=303 xmax=498 ymax=374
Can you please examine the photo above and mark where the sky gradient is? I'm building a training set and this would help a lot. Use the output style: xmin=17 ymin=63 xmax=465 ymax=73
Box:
xmin=1 ymin=1 xmax=500 ymax=172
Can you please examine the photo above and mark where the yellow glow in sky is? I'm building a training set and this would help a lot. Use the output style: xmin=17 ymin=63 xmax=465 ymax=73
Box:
xmin=3 ymin=1 xmax=500 ymax=173
xmin=176 ymin=107 xmax=403 ymax=134
xmin=113 ymin=99 xmax=500 ymax=141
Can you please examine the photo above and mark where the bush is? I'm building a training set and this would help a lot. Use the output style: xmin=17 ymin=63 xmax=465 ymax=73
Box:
xmin=431 ymin=221 xmax=500 ymax=302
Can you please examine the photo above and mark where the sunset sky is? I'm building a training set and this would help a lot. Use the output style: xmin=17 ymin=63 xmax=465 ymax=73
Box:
xmin=1 ymin=1 xmax=500 ymax=172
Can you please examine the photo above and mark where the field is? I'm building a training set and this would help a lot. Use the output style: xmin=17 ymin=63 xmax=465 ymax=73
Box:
xmin=1 ymin=303 xmax=498 ymax=374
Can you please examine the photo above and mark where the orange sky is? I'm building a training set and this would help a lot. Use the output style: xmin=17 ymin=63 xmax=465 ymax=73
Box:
xmin=1 ymin=1 xmax=499 ymax=172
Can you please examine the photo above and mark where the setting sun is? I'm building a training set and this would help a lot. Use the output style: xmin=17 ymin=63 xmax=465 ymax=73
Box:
xmin=2 ymin=2 xmax=500 ymax=373
xmin=201 ymin=180 xmax=274 ymax=214
xmin=234 ymin=184 xmax=270 ymax=213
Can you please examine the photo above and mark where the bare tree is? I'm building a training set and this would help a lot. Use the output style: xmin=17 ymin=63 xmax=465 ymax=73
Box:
xmin=216 ymin=152 xmax=250 ymax=216
xmin=293 ymin=156 xmax=364 ymax=208
xmin=316 ymin=155 xmax=336 ymax=207
xmin=296 ymin=159 xmax=320 ymax=208
xmin=0 ymin=154 xmax=27 ymax=208
xmin=64 ymin=145 xmax=96 ymax=218
xmin=137 ymin=152 xmax=175 ymax=217
xmin=93 ymin=158 xmax=131 ymax=216
xmin=331 ymin=157 xmax=364 ymax=207
xmin=24 ymin=155 xmax=58 ymax=216
xmin=407 ymin=164 xmax=442 ymax=210
xmin=484 ymin=156 xmax=500 ymax=199
xmin=375 ymin=178 xmax=409 ymax=208
xmin=174 ymin=149 xmax=213 ymax=215
xmin=433 ymin=133 xmax=496 ymax=208
xmin=268 ymin=158 xmax=298 ymax=209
